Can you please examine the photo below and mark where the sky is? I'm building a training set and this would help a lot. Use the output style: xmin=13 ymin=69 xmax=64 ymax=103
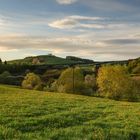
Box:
xmin=0 ymin=0 xmax=140 ymax=61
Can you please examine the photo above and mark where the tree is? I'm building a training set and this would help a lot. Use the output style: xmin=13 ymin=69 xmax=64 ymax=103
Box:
xmin=0 ymin=58 xmax=2 ymax=64
xmin=55 ymin=67 xmax=87 ymax=94
xmin=4 ymin=61 xmax=7 ymax=65
xmin=22 ymin=73 xmax=43 ymax=90
xmin=97 ymin=65 xmax=131 ymax=100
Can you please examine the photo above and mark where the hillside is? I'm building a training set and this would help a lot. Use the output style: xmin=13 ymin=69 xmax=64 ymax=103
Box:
xmin=7 ymin=54 xmax=140 ymax=68
xmin=8 ymin=54 xmax=94 ymax=65
xmin=128 ymin=57 xmax=140 ymax=75
xmin=0 ymin=85 xmax=140 ymax=140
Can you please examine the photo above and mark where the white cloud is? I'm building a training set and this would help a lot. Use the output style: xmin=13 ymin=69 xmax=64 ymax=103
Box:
xmin=48 ymin=18 xmax=78 ymax=29
xmin=56 ymin=0 xmax=77 ymax=5
xmin=69 ymin=15 xmax=103 ymax=20
xmin=48 ymin=15 xmax=104 ymax=29
xmin=0 ymin=34 xmax=140 ymax=61
xmin=80 ymin=24 xmax=105 ymax=29
xmin=48 ymin=15 xmax=131 ymax=30
xmin=0 ymin=46 xmax=18 ymax=52
xmin=0 ymin=17 xmax=7 ymax=26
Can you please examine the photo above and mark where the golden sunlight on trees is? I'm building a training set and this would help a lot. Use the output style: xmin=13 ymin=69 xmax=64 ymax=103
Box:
xmin=54 ymin=67 xmax=87 ymax=94
xmin=22 ymin=73 xmax=43 ymax=90
xmin=97 ymin=65 xmax=139 ymax=101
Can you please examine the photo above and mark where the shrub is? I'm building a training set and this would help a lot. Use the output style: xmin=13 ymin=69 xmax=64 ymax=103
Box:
xmin=0 ymin=71 xmax=11 ymax=77
xmin=0 ymin=76 xmax=23 ymax=86
xmin=0 ymin=71 xmax=22 ymax=85
xmin=97 ymin=65 xmax=131 ymax=100
xmin=22 ymin=73 xmax=43 ymax=90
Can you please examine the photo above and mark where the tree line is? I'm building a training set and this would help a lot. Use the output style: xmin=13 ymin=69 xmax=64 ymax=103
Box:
xmin=21 ymin=65 xmax=140 ymax=102
xmin=0 ymin=57 xmax=140 ymax=102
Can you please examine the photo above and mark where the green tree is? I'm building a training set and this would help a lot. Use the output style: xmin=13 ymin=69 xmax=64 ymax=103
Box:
xmin=97 ymin=65 xmax=131 ymax=100
xmin=22 ymin=73 xmax=43 ymax=90
xmin=4 ymin=61 xmax=7 ymax=65
xmin=0 ymin=58 xmax=2 ymax=64
xmin=56 ymin=67 xmax=87 ymax=94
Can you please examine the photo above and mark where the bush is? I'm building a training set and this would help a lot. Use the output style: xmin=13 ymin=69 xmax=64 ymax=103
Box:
xmin=22 ymin=73 xmax=43 ymax=90
xmin=0 ymin=71 xmax=22 ymax=85
xmin=0 ymin=71 xmax=11 ymax=77
xmin=97 ymin=65 xmax=135 ymax=100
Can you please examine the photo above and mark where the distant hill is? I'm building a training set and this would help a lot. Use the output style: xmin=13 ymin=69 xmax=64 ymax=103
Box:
xmin=7 ymin=54 xmax=140 ymax=67
xmin=128 ymin=57 xmax=140 ymax=63
xmin=66 ymin=56 xmax=94 ymax=64
xmin=8 ymin=54 xmax=94 ymax=65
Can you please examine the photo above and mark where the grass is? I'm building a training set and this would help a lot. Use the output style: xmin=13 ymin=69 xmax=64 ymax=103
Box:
xmin=8 ymin=55 xmax=83 ymax=65
xmin=0 ymin=85 xmax=140 ymax=140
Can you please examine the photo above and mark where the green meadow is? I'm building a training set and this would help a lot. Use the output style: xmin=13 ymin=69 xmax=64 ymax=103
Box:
xmin=0 ymin=85 xmax=140 ymax=140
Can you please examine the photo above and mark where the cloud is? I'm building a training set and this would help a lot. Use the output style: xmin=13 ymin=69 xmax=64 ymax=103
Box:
xmin=48 ymin=18 xmax=78 ymax=29
xmin=0 ymin=35 xmax=94 ymax=51
xmin=48 ymin=15 xmax=104 ymax=29
xmin=0 ymin=46 xmax=18 ymax=52
xmin=80 ymin=0 xmax=137 ymax=12
xmin=56 ymin=0 xmax=77 ymax=5
xmin=48 ymin=15 xmax=135 ymax=30
xmin=69 ymin=15 xmax=102 ymax=21
xmin=104 ymin=38 xmax=140 ymax=45
xmin=0 ymin=35 xmax=140 ymax=61
xmin=80 ymin=24 xmax=105 ymax=29
xmin=0 ymin=19 xmax=4 ymax=26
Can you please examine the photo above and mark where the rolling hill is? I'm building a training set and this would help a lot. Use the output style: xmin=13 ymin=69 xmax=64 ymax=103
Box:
xmin=7 ymin=54 xmax=140 ymax=68
xmin=8 ymin=54 xmax=94 ymax=65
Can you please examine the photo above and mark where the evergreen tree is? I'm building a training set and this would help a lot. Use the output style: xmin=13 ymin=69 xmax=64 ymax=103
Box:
xmin=0 ymin=58 xmax=2 ymax=64
xmin=4 ymin=61 xmax=7 ymax=65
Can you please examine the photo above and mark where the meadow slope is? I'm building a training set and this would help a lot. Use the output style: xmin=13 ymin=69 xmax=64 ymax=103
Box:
xmin=0 ymin=85 xmax=140 ymax=140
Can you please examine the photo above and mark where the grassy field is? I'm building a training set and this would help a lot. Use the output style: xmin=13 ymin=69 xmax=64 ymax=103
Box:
xmin=0 ymin=85 xmax=140 ymax=140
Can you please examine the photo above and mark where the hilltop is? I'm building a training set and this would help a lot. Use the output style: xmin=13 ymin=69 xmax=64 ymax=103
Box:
xmin=8 ymin=54 xmax=94 ymax=65
xmin=7 ymin=53 xmax=140 ymax=67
